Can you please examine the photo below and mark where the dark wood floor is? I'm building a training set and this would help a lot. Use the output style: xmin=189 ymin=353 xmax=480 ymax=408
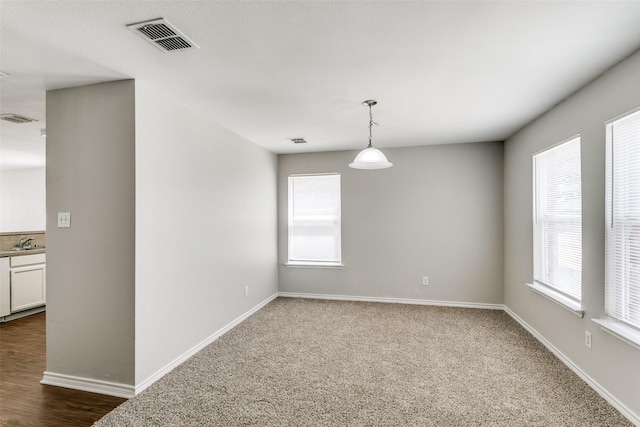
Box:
xmin=0 ymin=312 xmax=126 ymax=427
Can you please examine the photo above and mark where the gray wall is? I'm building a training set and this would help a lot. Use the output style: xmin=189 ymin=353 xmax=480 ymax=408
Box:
xmin=134 ymin=84 xmax=279 ymax=386
xmin=278 ymin=142 xmax=504 ymax=305
xmin=504 ymin=49 xmax=640 ymax=418
xmin=46 ymin=80 xmax=136 ymax=385
xmin=45 ymin=80 xmax=279 ymax=392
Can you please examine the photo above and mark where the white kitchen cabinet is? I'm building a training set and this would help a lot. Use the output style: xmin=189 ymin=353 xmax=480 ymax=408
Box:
xmin=0 ymin=253 xmax=46 ymax=320
xmin=8 ymin=254 xmax=46 ymax=314
xmin=11 ymin=265 xmax=46 ymax=312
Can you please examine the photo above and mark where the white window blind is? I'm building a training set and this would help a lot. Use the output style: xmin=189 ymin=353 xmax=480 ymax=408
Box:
xmin=606 ymin=109 xmax=640 ymax=331
xmin=288 ymin=174 xmax=341 ymax=265
xmin=533 ymin=137 xmax=582 ymax=302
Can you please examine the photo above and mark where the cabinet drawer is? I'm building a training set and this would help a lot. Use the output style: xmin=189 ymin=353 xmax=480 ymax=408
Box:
xmin=10 ymin=253 xmax=46 ymax=267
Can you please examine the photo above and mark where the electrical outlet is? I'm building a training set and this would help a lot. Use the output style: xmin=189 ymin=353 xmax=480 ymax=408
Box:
xmin=244 ymin=286 xmax=249 ymax=297
xmin=585 ymin=330 xmax=592 ymax=349
xmin=422 ymin=276 xmax=429 ymax=286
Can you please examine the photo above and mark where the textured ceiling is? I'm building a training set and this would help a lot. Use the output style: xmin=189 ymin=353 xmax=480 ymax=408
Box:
xmin=2 ymin=1 xmax=640 ymax=169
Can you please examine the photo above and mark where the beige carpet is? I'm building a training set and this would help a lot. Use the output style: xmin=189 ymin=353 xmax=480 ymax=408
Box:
xmin=94 ymin=298 xmax=631 ymax=426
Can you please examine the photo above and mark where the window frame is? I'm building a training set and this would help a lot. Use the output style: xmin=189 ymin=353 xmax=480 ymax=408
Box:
xmin=286 ymin=173 xmax=343 ymax=268
xmin=529 ymin=136 xmax=583 ymax=316
xmin=597 ymin=107 xmax=640 ymax=349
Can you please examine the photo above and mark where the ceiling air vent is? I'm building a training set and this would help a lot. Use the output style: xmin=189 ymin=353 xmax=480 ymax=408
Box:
xmin=290 ymin=138 xmax=307 ymax=144
xmin=0 ymin=114 xmax=38 ymax=124
xmin=127 ymin=18 xmax=198 ymax=53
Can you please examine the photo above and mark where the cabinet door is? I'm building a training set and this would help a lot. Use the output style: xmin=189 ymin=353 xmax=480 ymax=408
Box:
xmin=10 ymin=265 xmax=46 ymax=312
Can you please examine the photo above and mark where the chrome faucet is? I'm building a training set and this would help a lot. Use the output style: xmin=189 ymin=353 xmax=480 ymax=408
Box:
xmin=17 ymin=238 xmax=34 ymax=248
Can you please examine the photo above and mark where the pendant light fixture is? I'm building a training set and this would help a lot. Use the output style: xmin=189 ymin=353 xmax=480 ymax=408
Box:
xmin=349 ymin=100 xmax=393 ymax=169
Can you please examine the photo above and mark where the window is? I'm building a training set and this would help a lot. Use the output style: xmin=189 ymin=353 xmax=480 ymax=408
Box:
xmin=604 ymin=109 xmax=640 ymax=335
xmin=287 ymin=173 xmax=342 ymax=266
xmin=532 ymin=137 xmax=582 ymax=310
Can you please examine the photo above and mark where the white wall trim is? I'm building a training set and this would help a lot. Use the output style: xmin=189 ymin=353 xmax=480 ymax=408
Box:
xmin=134 ymin=292 xmax=279 ymax=395
xmin=504 ymin=306 xmax=640 ymax=427
xmin=41 ymin=371 xmax=135 ymax=399
xmin=278 ymin=292 xmax=504 ymax=310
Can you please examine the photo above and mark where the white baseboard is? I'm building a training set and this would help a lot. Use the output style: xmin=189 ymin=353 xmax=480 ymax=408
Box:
xmin=278 ymin=292 xmax=504 ymax=310
xmin=134 ymin=292 xmax=279 ymax=395
xmin=40 ymin=292 xmax=637 ymax=426
xmin=40 ymin=293 xmax=279 ymax=399
xmin=504 ymin=306 xmax=640 ymax=427
xmin=41 ymin=371 xmax=135 ymax=399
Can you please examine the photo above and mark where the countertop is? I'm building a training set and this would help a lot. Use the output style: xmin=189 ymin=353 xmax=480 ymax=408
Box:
xmin=0 ymin=248 xmax=46 ymax=258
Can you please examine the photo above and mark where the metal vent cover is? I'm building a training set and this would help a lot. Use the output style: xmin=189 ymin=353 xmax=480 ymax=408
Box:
xmin=0 ymin=113 xmax=38 ymax=124
xmin=127 ymin=18 xmax=198 ymax=52
xmin=290 ymin=138 xmax=307 ymax=144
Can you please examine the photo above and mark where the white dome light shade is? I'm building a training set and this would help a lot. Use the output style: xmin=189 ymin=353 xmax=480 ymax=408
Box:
xmin=349 ymin=147 xmax=393 ymax=169
xmin=349 ymin=99 xmax=393 ymax=170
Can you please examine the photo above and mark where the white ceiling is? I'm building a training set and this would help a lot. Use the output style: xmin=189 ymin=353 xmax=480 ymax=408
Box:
xmin=2 ymin=1 xmax=640 ymax=170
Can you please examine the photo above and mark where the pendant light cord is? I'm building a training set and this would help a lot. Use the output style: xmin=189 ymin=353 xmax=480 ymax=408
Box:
xmin=349 ymin=99 xmax=392 ymax=169
xmin=368 ymin=103 xmax=378 ymax=148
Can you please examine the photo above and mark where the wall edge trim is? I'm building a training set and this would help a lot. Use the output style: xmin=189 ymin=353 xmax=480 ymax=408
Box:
xmin=504 ymin=306 xmax=639 ymax=426
xmin=134 ymin=292 xmax=279 ymax=395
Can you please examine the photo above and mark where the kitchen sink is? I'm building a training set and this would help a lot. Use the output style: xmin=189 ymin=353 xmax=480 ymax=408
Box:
xmin=8 ymin=246 xmax=45 ymax=251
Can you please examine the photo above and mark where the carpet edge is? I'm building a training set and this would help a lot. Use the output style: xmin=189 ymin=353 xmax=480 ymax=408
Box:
xmin=134 ymin=292 xmax=279 ymax=396
xmin=504 ymin=306 xmax=640 ymax=427
xmin=278 ymin=292 xmax=504 ymax=310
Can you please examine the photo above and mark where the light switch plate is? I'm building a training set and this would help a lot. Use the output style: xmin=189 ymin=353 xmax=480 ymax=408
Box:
xmin=58 ymin=212 xmax=71 ymax=228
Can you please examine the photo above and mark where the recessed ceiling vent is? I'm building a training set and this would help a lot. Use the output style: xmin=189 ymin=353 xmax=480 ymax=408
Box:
xmin=290 ymin=138 xmax=307 ymax=144
xmin=127 ymin=18 xmax=198 ymax=53
xmin=0 ymin=113 xmax=38 ymax=124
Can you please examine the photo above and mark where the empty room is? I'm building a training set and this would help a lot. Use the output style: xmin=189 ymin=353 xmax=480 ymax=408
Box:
xmin=1 ymin=1 xmax=639 ymax=426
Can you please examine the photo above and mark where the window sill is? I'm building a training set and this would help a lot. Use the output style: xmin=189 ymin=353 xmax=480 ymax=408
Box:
xmin=285 ymin=262 xmax=343 ymax=269
xmin=592 ymin=318 xmax=640 ymax=351
xmin=526 ymin=282 xmax=584 ymax=318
